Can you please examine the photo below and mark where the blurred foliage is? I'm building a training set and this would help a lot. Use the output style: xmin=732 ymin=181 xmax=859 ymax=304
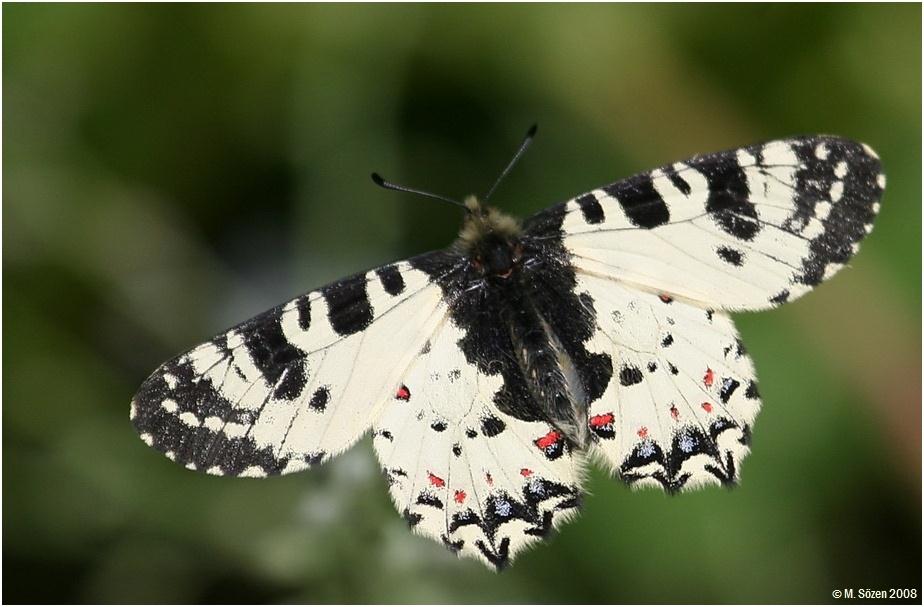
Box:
xmin=3 ymin=4 xmax=921 ymax=604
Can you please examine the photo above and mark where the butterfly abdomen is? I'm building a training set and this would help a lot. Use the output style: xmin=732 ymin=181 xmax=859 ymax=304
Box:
xmin=501 ymin=286 xmax=583 ymax=443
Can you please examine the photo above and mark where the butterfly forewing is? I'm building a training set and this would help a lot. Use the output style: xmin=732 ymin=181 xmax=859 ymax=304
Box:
xmin=547 ymin=136 xmax=883 ymax=310
xmin=131 ymin=259 xmax=452 ymax=477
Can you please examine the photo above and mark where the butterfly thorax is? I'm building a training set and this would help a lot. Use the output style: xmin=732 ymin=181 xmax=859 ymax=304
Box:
xmin=456 ymin=196 xmax=523 ymax=279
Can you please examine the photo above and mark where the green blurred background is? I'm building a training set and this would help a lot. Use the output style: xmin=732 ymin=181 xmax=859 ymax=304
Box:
xmin=4 ymin=4 xmax=921 ymax=604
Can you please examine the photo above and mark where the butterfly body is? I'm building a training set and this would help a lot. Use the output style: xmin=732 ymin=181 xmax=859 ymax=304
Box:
xmin=132 ymin=135 xmax=884 ymax=569
xmin=426 ymin=200 xmax=606 ymax=447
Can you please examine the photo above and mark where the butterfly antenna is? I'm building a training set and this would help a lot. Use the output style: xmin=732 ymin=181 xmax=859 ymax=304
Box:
xmin=484 ymin=123 xmax=538 ymax=202
xmin=371 ymin=173 xmax=469 ymax=211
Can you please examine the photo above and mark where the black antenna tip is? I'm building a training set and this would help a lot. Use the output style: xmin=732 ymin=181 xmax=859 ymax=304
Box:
xmin=371 ymin=172 xmax=385 ymax=186
xmin=527 ymin=123 xmax=538 ymax=137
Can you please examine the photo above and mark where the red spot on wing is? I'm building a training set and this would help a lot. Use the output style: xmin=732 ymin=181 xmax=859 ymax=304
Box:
xmin=427 ymin=472 xmax=445 ymax=488
xmin=701 ymin=402 xmax=713 ymax=413
xmin=454 ymin=490 xmax=466 ymax=504
xmin=703 ymin=368 xmax=715 ymax=387
xmin=670 ymin=404 xmax=679 ymax=420
xmin=589 ymin=413 xmax=615 ymax=428
xmin=659 ymin=293 xmax=673 ymax=303
xmin=520 ymin=468 xmax=533 ymax=477
xmin=395 ymin=385 xmax=411 ymax=401
xmin=535 ymin=430 xmax=562 ymax=450
xmin=637 ymin=426 xmax=648 ymax=438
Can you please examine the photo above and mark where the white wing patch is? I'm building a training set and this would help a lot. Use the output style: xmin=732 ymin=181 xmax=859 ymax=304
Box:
xmin=374 ymin=319 xmax=583 ymax=569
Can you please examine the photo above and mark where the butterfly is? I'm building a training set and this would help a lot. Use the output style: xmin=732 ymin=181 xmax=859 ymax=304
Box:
xmin=131 ymin=128 xmax=884 ymax=569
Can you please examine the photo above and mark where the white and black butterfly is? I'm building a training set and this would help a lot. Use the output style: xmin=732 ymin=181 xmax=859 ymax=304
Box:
xmin=131 ymin=129 xmax=884 ymax=569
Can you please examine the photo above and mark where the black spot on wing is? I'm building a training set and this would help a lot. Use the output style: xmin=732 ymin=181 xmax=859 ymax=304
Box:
xmin=769 ymin=290 xmax=790 ymax=305
xmin=703 ymin=455 xmax=737 ymax=487
xmin=719 ymin=378 xmax=740 ymax=404
xmin=734 ymin=339 xmax=747 ymax=358
xmin=441 ymin=534 xmax=464 ymax=554
xmin=305 ymin=452 xmax=326 ymax=466
xmin=621 ymin=440 xmax=665 ymax=476
xmin=665 ymin=426 xmax=719 ymax=478
xmin=480 ymin=415 xmax=506 ymax=437
xmin=375 ymin=264 xmax=406 ymax=296
xmin=576 ymin=193 xmax=605 ymax=224
xmin=619 ymin=364 xmax=644 ymax=386
xmin=237 ymin=307 xmax=308 ymax=401
xmin=308 ymin=386 xmax=330 ymax=412
xmin=323 ymin=273 xmax=374 ymax=336
xmin=416 ymin=493 xmax=444 ymax=510
xmin=716 ymin=246 xmax=744 ymax=266
xmin=449 ymin=509 xmax=481 ymax=534
xmin=689 ymin=153 xmax=759 ymax=241
xmin=403 ymin=508 xmax=422 ymax=527
xmin=663 ymin=165 xmax=692 ymax=196
xmin=604 ymin=173 xmax=670 ymax=229
xmin=707 ymin=417 xmax=740 ymax=443
xmin=739 ymin=424 xmax=753 ymax=445
xmin=524 ymin=511 xmax=555 ymax=538
xmin=476 ymin=538 xmax=511 ymax=571
xmin=295 ymin=296 xmax=311 ymax=331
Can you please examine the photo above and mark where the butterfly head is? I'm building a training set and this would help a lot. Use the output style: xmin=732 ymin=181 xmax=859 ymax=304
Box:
xmin=458 ymin=196 xmax=523 ymax=280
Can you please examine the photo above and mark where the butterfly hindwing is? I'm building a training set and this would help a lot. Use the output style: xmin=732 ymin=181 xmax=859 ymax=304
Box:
xmin=576 ymin=273 xmax=758 ymax=491
xmin=374 ymin=318 xmax=583 ymax=569
xmin=131 ymin=258 xmax=453 ymax=477
xmin=548 ymin=136 xmax=883 ymax=311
